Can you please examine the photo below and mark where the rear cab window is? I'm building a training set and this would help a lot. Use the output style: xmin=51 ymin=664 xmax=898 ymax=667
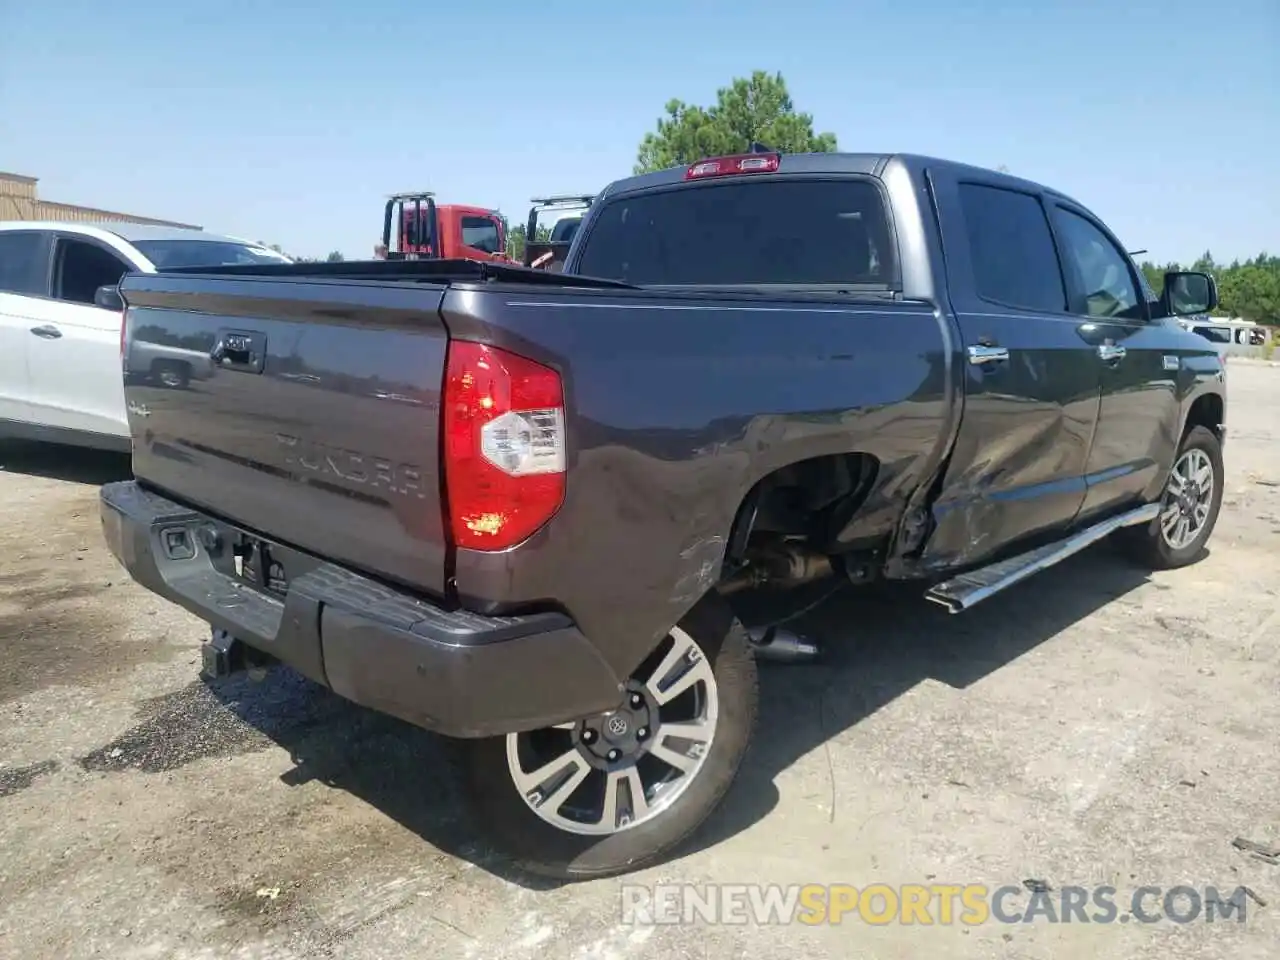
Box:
xmin=574 ymin=178 xmax=896 ymax=287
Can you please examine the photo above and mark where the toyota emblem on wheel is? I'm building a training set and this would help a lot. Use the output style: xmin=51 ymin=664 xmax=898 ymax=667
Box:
xmin=607 ymin=715 xmax=628 ymax=736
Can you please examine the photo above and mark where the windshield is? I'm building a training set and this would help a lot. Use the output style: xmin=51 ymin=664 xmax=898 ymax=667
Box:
xmin=575 ymin=178 xmax=895 ymax=286
xmin=460 ymin=216 xmax=502 ymax=254
xmin=133 ymin=239 xmax=294 ymax=269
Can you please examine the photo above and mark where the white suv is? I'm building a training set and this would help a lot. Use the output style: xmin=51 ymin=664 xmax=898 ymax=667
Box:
xmin=0 ymin=222 xmax=291 ymax=451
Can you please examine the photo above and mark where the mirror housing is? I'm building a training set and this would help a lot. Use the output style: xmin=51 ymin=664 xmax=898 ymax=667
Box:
xmin=1162 ymin=271 xmax=1218 ymax=317
xmin=94 ymin=284 xmax=124 ymax=312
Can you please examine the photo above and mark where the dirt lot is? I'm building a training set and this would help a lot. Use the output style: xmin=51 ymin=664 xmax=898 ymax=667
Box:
xmin=1 ymin=361 xmax=1277 ymax=960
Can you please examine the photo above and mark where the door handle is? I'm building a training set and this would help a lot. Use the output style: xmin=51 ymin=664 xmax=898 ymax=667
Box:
xmin=210 ymin=329 xmax=266 ymax=374
xmin=210 ymin=338 xmax=250 ymax=364
xmin=30 ymin=325 xmax=62 ymax=339
xmin=967 ymin=344 xmax=1009 ymax=365
xmin=1097 ymin=343 xmax=1126 ymax=363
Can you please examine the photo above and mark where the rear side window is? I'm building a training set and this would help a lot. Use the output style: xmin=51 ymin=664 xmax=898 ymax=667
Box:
xmin=460 ymin=216 xmax=501 ymax=254
xmin=1192 ymin=326 xmax=1232 ymax=344
xmin=575 ymin=179 xmax=896 ymax=286
xmin=958 ymin=184 xmax=1066 ymax=313
xmin=0 ymin=231 xmax=47 ymax=296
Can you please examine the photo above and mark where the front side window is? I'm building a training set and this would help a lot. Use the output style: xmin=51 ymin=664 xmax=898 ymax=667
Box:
xmin=1052 ymin=208 xmax=1143 ymax=320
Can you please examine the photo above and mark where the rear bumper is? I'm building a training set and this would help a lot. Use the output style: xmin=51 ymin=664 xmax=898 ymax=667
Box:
xmin=99 ymin=481 xmax=623 ymax=738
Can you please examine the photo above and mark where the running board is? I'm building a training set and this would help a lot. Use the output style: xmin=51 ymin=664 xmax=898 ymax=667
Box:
xmin=924 ymin=502 xmax=1160 ymax=614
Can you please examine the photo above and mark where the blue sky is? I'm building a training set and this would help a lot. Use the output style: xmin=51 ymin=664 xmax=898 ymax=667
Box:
xmin=2 ymin=0 xmax=1276 ymax=264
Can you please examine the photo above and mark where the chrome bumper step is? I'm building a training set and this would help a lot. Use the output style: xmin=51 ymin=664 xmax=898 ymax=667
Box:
xmin=924 ymin=502 xmax=1159 ymax=613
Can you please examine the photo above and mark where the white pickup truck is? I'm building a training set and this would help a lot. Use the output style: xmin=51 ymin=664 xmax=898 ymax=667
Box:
xmin=0 ymin=221 xmax=291 ymax=451
xmin=1179 ymin=316 xmax=1274 ymax=360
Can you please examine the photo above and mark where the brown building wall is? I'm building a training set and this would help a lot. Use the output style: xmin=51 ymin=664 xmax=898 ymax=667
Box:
xmin=0 ymin=171 xmax=201 ymax=230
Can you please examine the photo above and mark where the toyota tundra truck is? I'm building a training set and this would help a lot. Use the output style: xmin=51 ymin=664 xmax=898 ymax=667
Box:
xmin=100 ymin=151 xmax=1226 ymax=880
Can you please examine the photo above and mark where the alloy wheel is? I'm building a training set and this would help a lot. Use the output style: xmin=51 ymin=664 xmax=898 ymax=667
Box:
xmin=505 ymin=626 xmax=719 ymax=836
xmin=1160 ymin=448 xmax=1215 ymax=550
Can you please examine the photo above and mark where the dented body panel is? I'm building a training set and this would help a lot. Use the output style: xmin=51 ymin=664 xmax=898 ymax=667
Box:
xmin=439 ymin=284 xmax=952 ymax=678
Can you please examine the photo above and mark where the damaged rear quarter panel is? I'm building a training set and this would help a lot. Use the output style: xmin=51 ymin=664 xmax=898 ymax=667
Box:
xmin=441 ymin=285 xmax=953 ymax=679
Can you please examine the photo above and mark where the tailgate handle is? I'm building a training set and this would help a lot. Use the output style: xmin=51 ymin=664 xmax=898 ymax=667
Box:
xmin=211 ymin=330 xmax=266 ymax=374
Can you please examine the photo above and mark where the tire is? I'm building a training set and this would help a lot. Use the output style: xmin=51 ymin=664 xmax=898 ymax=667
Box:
xmin=457 ymin=592 xmax=758 ymax=880
xmin=1117 ymin=425 xmax=1224 ymax=569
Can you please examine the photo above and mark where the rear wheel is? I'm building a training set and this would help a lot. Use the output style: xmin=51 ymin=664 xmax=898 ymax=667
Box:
xmin=458 ymin=594 xmax=757 ymax=880
xmin=1117 ymin=425 xmax=1224 ymax=569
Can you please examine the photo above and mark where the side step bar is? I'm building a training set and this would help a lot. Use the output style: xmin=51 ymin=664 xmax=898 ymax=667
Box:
xmin=924 ymin=502 xmax=1160 ymax=614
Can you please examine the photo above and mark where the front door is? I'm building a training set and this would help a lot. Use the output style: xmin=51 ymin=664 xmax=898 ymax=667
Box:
xmin=1048 ymin=203 xmax=1183 ymax=522
xmin=920 ymin=171 xmax=1102 ymax=571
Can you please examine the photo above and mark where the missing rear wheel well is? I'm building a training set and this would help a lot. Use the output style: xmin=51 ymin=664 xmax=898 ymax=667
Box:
xmin=724 ymin=453 xmax=879 ymax=569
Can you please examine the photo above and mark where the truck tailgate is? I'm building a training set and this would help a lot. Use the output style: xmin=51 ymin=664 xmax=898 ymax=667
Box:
xmin=119 ymin=274 xmax=451 ymax=596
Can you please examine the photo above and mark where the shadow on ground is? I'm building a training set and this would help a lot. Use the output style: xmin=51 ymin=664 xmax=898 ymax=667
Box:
xmin=690 ymin=546 xmax=1157 ymax=855
xmin=0 ymin=440 xmax=131 ymax=486
xmin=86 ymin=542 xmax=1154 ymax=891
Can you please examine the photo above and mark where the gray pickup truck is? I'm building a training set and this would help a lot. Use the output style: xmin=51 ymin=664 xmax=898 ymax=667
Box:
xmin=101 ymin=151 xmax=1226 ymax=879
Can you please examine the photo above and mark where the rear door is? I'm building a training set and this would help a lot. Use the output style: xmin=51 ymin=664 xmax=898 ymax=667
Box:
xmin=24 ymin=234 xmax=135 ymax=437
xmin=922 ymin=171 xmax=1102 ymax=569
xmin=1048 ymin=202 xmax=1182 ymax=522
xmin=0 ymin=230 xmax=51 ymax=424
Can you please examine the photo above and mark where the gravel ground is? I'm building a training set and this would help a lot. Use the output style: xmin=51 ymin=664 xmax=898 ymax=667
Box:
xmin=0 ymin=361 xmax=1277 ymax=960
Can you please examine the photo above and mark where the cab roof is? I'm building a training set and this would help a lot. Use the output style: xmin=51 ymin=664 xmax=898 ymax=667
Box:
xmin=598 ymin=152 xmax=1082 ymax=207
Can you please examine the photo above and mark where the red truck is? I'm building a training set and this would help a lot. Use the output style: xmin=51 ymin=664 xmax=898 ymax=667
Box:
xmin=378 ymin=192 xmax=511 ymax=262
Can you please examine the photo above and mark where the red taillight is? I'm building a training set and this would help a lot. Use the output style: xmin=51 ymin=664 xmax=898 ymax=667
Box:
xmin=443 ymin=341 xmax=566 ymax=551
xmin=685 ymin=152 xmax=780 ymax=180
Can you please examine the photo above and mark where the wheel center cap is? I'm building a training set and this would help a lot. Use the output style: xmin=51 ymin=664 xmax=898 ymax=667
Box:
xmin=606 ymin=714 xmax=629 ymax=737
